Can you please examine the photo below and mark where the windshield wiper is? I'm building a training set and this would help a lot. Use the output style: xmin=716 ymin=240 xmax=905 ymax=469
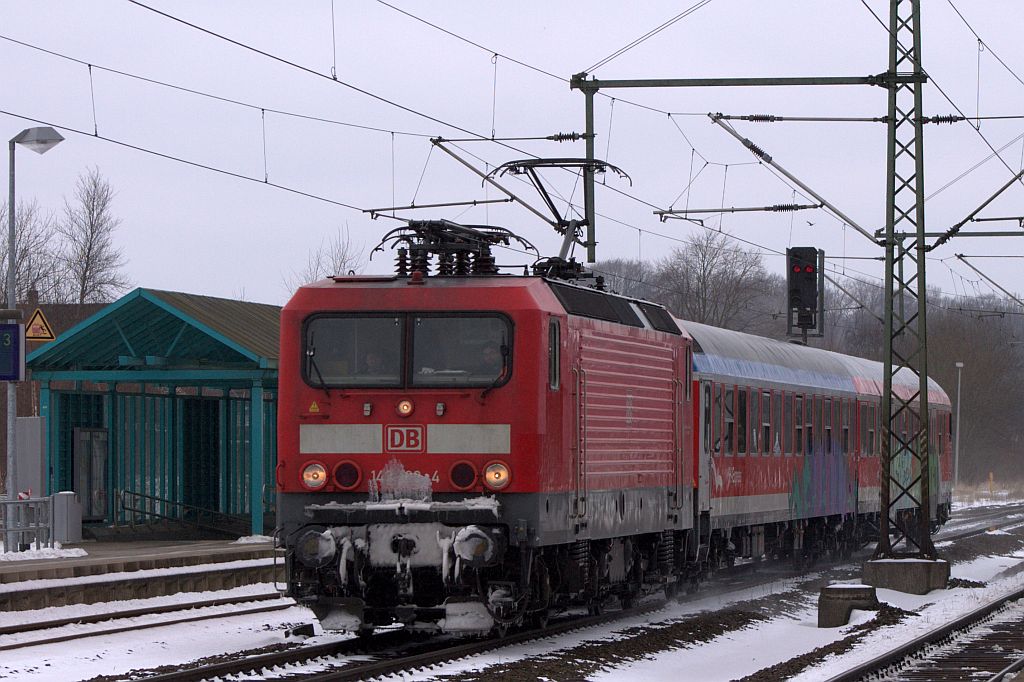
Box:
xmin=479 ymin=344 xmax=509 ymax=401
xmin=306 ymin=336 xmax=331 ymax=399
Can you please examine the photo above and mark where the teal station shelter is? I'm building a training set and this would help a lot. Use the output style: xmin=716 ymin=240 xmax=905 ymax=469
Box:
xmin=27 ymin=289 xmax=280 ymax=536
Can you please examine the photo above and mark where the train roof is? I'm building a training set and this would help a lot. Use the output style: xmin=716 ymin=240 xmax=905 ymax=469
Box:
xmin=680 ymin=320 xmax=950 ymax=406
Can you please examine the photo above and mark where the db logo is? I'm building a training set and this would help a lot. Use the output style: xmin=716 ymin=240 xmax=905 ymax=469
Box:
xmin=385 ymin=425 xmax=426 ymax=453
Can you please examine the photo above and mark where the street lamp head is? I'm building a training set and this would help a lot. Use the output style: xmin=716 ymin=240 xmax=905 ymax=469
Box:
xmin=11 ymin=126 xmax=64 ymax=155
xmin=955 ymin=361 xmax=964 ymax=368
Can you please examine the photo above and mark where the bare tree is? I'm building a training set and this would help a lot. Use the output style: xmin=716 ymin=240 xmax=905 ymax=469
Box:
xmin=0 ymin=199 xmax=66 ymax=303
xmin=283 ymin=225 xmax=364 ymax=293
xmin=654 ymin=231 xmax=774 ymax=332
xmin=592 ymin=258 xmax=658 ymax=300
xmin=57 ymin=167 xmax=130 ymax=303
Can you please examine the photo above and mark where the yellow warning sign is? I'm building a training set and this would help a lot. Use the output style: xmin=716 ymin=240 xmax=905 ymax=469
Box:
xmin=308 ymin=401 xmax=320 ymax=413
xmin=25 ymin=308 xmax=55 ymax=341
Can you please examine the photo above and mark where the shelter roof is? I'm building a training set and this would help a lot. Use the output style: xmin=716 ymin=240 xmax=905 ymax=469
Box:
xmin=27 ymin=288 xmax=281 ymax=378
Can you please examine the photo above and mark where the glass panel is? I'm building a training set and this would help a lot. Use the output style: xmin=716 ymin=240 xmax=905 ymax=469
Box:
xmin=412 ymin=315 xmax=511 ymax=387
xmin=824 ymin=398 xmax=832 ymax=454
xmin=806 ymin=396 xmax=815 ymax=455
xmin=784 ymin=393 xmax=793 ymax=455
xmin=772 ymin=391 xmax=782 ymax=455
xmin=860 ymin=403 xmax=869 ymax=455
xmin=724 ymin=387 xmax=735 ymax=455
xmin=703 ymin=384 xmax=712 ymax=453
xmin=305 ymin=315 xmax=403 ymax=387
xmin=712 ymin=384 xmax=722 ymax=454
xmin=762 ymin=391 xmax=772 ymax=455
xmin=548 ymin=319 xmax=560 ymax=390
xmin=737 ymin=389 xmax=747 ymax=455
xmin=794 ymin=396 xmax=803 ymax=455
xmin=869 ymin=405 xmax=877 ymax=455
xmin=749 ymin=389 xmax=759 ymax=457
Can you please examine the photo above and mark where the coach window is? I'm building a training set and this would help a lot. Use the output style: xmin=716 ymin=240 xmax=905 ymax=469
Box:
xmin=833 ymin=399 xmax=841 ymax=454
xmin=841 ymin=400 xmax=851 ymax=454
xmin=824 ymin=398 xmax=832 ymax=455
xmin=794 ymin=395 xmax=803 ymax=455
xmin=548 ymin=319 xmax=560 ymax=390
xmin=859 ymin=403 xmax=868 ymax=456
xmin=868 ymin=405 xmax=877 ymax=456
xmin=724 ymin=386 xmax=735 ymax=455
xmin=703 ymin=383 xmax=712 ymax=454
xmin=938 ymin=411 xmax=946 ymax=454
xmin=712 ymin=384 xmax=723 ymax=455
xmin=737 ymin=389 xmax=747 ymax=455
xmin=772 ymin=391 xmax=782 ymax=455
xmin=762 ymin=391 xmax=772 ymax=455
xmin=749 ymin=389 xmax=759 ymax=456
xmin=806 ymin=395 xmax=815 ymax=455
xmin=784 ymin=394 xmax=794 ymax=455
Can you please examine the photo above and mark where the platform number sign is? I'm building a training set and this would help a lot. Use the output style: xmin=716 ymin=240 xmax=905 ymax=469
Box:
xmin=0 ymin=323 xmax=26 ymax=381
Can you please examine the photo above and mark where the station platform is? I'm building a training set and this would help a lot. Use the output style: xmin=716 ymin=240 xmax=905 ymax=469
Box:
xmin=0 ymin=540 xmax=283 ymax=611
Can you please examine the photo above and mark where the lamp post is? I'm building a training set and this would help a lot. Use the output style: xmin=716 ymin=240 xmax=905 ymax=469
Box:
xmin=6 ymin=127 xmax=63 ymax=552
xmin=954 ymin=360 xmax=964 ymax=493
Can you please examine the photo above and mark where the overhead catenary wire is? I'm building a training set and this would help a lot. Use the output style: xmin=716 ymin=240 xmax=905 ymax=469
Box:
xmin=584 ymin=0 xmax=716 ymax=74
xmin=0 ymin=34 xmax=437 ymax=139
xmin=10 ymin=2 xmax=1015 ymax=314
xmin=859 ymin=0 xmax=1024 ymax=189
xmin=0 ymin=108 xmax=364 ymax=211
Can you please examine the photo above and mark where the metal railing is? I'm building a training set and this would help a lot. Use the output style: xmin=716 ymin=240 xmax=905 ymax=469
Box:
xmin=119 ymin=490 xmax=250 ymax=536
xmin=0 ymin=496 xmax=53 ymax=552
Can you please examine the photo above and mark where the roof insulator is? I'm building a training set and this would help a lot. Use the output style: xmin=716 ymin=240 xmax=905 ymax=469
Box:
xmin=742 ymin=138 xmax=772 ymax=163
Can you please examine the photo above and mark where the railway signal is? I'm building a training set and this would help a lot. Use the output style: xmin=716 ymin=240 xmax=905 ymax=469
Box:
xmin=786 ymin=247 xmax=824 ymax=340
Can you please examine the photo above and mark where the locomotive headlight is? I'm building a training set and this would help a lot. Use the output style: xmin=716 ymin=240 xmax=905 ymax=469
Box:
xmin=396 ymin=399 xmax=414 ymax=417
xmin=482 ymin=461 xmax=511 ymax=490
xmin=301 ymin=462 xmax=328 ymax=490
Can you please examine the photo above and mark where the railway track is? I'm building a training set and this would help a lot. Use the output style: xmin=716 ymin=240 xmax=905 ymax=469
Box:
xmin=825 ymin=586 xmax=1024 ymax=681
xmin=106 ymin=504 xmax=1024 ymax=681
xmin=135 ymin=599 xmax=667 ymax=682
xmin=0 ymin=592 xmax=293 ymax=653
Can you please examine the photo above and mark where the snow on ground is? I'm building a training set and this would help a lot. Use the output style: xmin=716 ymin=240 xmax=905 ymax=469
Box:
xmin=0 ymin=542 xmax=87 ymax=561
xmin=0 ymin=598 xmax=320 ymax=682
xmin=389 ymin=502 xmax=1024 ymax=682
xmin=0 ymin=557 xmax=275 ymax=595
xmin=233 ymin=534 xmax=275 ymax=544
xmin=1 ymin=502 xmax=1022 ymax=681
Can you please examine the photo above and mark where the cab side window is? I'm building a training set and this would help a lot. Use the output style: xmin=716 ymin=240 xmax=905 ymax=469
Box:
xmin=548 ymin=319 xmax=560 ymax=390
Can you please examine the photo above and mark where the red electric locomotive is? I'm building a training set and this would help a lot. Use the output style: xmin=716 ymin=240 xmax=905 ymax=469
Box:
xmin=276 ymin=220 xmax=952 ymax=635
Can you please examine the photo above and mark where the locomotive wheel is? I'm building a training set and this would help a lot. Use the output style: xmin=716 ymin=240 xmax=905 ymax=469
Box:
xmin=531 ymin=608 xmax=550 ymax=629
xmin=587 ymin=597 xmax=605 ymax=616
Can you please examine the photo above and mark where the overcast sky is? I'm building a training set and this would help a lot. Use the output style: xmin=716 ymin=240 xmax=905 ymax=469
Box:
xmin=1 ymin=1 xmax=1022 ymax=307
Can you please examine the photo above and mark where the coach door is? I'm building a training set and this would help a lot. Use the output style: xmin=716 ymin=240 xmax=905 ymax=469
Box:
xmin=698 ymin=380 xmax=712 ymax=512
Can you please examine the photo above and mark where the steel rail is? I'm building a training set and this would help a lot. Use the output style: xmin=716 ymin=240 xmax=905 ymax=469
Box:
xmin=824 ymin=587 xmax=1024 ymax=681
xmin=140 ymin=600 xmax=671 ymax=682
xmin=134 ymin=503 xmax=1021 ymax=681
xmin=0 ymin=594 xmax=293 ymax=653
xmin=0 ymin=591 xmax=282 ymax=637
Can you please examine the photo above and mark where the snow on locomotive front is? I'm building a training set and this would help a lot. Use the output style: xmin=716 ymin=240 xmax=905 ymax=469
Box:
xmin=276 ymin=245 xmax=568 ymax=634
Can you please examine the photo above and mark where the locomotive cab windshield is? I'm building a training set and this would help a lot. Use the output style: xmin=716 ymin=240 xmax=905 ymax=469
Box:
xmin=303 ymin=312 xmax=512 ymax=388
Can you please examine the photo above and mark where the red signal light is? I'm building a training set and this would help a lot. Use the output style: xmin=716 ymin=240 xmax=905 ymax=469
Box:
xmin=804 ymin=265 xmax=814 ymax=273
xmin=792 ymin=265 xmax=801 ymax=273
